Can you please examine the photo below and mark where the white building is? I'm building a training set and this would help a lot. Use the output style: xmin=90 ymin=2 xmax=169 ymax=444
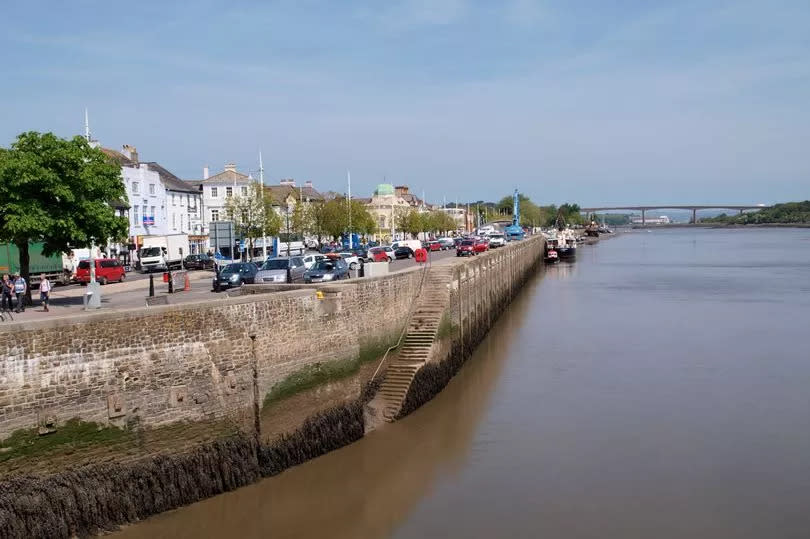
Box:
xmin=101 ymin=145 xmax=168 ymax=241
xmin=142 ymin=162 xmax=205 ymax=254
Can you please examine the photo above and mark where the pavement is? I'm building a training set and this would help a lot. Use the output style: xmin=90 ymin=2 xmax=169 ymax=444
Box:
xmin=0 ymin=249 xmax=462 ymax=324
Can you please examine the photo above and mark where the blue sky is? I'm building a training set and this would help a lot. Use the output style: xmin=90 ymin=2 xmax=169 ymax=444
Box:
xmin=2 ymin=0 xmax=808 ymax=205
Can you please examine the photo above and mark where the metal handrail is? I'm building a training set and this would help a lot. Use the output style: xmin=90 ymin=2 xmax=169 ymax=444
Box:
xmin=369 ymin=254 xmax=432 ymax=382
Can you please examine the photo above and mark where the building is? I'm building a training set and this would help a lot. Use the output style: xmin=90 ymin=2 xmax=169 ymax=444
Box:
xmin=140 ymin=162 xmax=205 ymax=254
xmin=101 ymin=145 xmax=168 ymax=244
xmin=189 ymin=163 xmax=255 ymax=241
xmin=630 ymin=215 xmax=671 ymax=225
xmin=365 ymin=183 xmax=412 ymax=241
xmin=437 ymin=207 xmax=470 ymax=232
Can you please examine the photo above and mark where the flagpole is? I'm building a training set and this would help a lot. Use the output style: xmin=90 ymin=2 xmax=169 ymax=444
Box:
xmin=347 ymin=170 xmax=352 ymax=250
xmin=259 ymin=151 xmax=267 ymax=261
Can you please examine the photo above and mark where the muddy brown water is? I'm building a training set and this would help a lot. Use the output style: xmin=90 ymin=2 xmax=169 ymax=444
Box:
xmin=115 ymin=228 xmax=810 ymax=538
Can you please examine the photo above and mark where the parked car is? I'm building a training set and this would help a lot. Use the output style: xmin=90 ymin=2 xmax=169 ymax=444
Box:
xmin=183 ymin=253 xmax=214 ymax=270
xmin=255 ymin=257 xmax=307 ymax=284
xmin=454 ymin=237 xmax=465 ymax=247
xmin=426 ymin=241 xmax=442 ymax=252
xmin=302 ymin=253 xmax=326 ymax=269
xmin=304 ymin=258 xmax=350 ymax=283
xmin=456 ymin=240 xmax=475 ymax=257
xmin=76 ymin=259 xmax=126 ymax=285
xmin=213 ymin=262 xmax=259 ymax=290
xmin=473 ymin=238 xmax=490 ymax=253
xmin=337 ymin=252 xmax=363 ymax=270
xmin=437 ymin=237 xmax=456 ymax=250
xmin=350 ymin=247 xmax=369 ymax=262
xmin=368 ymin=247 xmax=391 ymax=263
xmin=319 ymin=244 xmax=338 ymax=254
xmin=394 ymin=246 xmax=414 ymax=259
xmin=391 ymin=239 xmax=422 ymax=252
xmin=488 ymin=233 xmax=506 ymax=248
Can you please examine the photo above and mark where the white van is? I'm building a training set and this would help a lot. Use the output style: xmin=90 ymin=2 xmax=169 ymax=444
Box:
xmin=391 ymin=239 xmax=423 ymax=252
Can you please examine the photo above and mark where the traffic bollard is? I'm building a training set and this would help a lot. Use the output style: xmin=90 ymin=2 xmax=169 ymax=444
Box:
xmin=149 ymin=274 xmax=155 ymax=297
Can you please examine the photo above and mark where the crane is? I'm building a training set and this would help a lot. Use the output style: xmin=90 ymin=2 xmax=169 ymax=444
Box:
xmin=504 ymin=189 xmax=525 ymax=241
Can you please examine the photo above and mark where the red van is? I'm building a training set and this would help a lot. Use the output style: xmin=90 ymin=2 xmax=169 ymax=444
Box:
xmin=76 ymin=259 xmax=126 ymax=285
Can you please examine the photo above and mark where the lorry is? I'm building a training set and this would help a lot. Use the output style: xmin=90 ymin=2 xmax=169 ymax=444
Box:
xmin=272 ymin=234 xmax=305 ymax=257
xmin=0 ymin=242 xmax=72 ymax=286
xmin=137 ymin=234 xmax=189 ymax=272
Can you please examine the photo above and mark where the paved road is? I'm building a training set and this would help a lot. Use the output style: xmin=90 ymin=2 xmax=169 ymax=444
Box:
xmin=1 ymin=248 xmax=464 ymax=324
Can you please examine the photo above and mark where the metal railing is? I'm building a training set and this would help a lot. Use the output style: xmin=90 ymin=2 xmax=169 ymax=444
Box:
xmin=369 ymin=255 xmax=432 ymax=382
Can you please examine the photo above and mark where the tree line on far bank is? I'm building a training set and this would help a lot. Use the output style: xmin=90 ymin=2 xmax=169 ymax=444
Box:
xmin=700 ymin=201 xmax=810 ymax=225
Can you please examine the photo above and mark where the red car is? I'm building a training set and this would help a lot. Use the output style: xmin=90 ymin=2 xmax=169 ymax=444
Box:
xmin=368 ymin=247 xmax=390 ymax=262
xmin=456 ymin=240 xmax=475 ymax=257
xmin=427 ymin=241 xmax=442 ymax=252
xmin=76 ymin=258 xmax=127 ymax=285
xmin=473 ymin=238 xmax=489 ymax=253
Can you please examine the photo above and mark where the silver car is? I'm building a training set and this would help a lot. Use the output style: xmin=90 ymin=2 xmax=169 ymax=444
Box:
xmin=255 ymin=256 xmax=307 ymax=283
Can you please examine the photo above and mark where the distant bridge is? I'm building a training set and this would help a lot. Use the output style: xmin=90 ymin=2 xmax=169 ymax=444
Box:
xmin=580 ymin=205 xmax=771 ymax=224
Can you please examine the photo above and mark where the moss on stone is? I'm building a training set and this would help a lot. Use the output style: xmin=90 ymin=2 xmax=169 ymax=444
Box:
xmin=0 ymin=418 xmax=132 ymax=463
xmin=436 ymin=311 xmax=456 ymax=340
xmin=263 ymin=335 xmax=396 ymax=409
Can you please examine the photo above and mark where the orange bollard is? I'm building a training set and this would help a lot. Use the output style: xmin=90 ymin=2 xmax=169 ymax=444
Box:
xmin=183 ymin=272 xmax=191 ymax=291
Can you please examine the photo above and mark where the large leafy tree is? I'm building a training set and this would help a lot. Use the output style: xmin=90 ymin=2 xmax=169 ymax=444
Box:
xmin=224 ymin=183 xmax=281 ymax=258
xmin=317 ymin=198 xmax=376 ymax=241
xmin=0 ymin=132 xmax=129 ymax=303
xmin=396 ymin=207 xmax=425 ymax=238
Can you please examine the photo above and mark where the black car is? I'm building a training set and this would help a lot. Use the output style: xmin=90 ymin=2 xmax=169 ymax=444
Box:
xmin=213 ymin=262 xmax=259 ymax=290
xmin=394 ymin=246 xmax=414 ymax=260
xmin=350 ymin=247 xmax=369 ymax=261
xmin=184 ymin=253 xmax=214 ymax=270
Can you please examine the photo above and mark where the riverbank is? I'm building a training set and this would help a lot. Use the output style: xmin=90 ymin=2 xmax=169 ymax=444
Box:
xmin=630 ymin=222 xmax=810 ymax=229
xmin=0 ymin=237 xmax=546 ymax=538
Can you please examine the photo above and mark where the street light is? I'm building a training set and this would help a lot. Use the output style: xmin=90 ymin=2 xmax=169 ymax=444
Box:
xmin=285 ymin=203 xmax=292 ymax=257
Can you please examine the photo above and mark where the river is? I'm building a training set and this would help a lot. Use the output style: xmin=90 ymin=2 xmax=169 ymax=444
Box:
xmin=115 ymin=227 xmax=810 ymax=539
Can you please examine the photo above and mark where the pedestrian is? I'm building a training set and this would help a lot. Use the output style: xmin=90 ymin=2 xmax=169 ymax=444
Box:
xmin=0 ymin=274 xmax=12 ymax=313
xmin=39 ymin=273 xmax=51 ymax=312
xmin=12 ymin=273 xmax=27 ymax=313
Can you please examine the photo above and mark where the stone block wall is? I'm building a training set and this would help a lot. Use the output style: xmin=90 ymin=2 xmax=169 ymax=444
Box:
xmin=0 ymin=268 xmax=424 ymax=439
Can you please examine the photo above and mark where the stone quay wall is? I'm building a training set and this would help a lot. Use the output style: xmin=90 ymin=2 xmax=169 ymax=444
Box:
xmin=0 ymin=268 xmax=424 ymax=440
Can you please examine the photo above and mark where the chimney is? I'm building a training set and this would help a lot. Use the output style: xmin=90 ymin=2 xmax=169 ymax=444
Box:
xmin=305 ymin=180 xmax=313 ymax=189
xmin=203 ymin=165 xmax=209 ymax=180
xmin=280 ymin=178 xmax=296 ymax=187
xmin=122 ymin=144 xmax=138 ymax=163
xmin=224 ymin=163 xmax=237 ymax=173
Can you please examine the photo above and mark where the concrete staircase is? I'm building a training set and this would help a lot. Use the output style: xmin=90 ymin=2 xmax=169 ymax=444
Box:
xmin=370 ymin=265 xmax=456 ymax=424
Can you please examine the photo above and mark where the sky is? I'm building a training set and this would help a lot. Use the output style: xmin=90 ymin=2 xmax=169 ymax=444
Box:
xmin=2 ymin=0 xmax=808 ymax=206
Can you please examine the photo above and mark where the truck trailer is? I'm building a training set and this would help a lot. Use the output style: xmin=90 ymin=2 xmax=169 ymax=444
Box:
xmin=137 ymin=234 xmax=190 ymax=272
xmin=0 ymin=242 xmax=72 ymax=285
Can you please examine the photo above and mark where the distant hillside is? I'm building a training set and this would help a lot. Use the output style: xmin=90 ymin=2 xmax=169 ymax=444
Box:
xmin=701 ymin=201 xmax=810 ymax=224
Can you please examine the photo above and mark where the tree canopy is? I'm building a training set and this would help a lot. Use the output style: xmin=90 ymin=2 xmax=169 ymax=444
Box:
xmin=0 ymin=132 xmax=129 ymax=255
xmin=700 ymin=202 xmax=810 ymax=225
xmin=317 ymin=198 xmax=376 ymax=239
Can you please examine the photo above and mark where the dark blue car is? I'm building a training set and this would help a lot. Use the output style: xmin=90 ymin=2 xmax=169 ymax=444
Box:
xmin=303 ymin=258 xmax=349 ymax=283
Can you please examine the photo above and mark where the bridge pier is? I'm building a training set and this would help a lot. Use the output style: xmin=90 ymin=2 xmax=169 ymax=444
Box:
xmin=739 ymin=209 xmax=744 ymax=215
xmin=692 ymin=208 xmax=697 ymax=224
xmin=641 ymin=209 xmax=646 ymax=225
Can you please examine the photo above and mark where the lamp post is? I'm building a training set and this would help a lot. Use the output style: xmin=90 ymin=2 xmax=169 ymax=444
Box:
xmin=285 ymin=203 xmax=291 ymax=257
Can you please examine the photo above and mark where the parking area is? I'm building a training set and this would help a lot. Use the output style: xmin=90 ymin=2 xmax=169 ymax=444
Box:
xmin=1 ymin=248 xmax=461 ymax=323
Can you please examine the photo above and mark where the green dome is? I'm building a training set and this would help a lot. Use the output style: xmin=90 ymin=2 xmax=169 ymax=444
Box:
xmin=375 ymin=183 xmax=394 ymax=196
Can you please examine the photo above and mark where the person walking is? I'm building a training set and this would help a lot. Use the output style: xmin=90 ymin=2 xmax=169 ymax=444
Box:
xmin=39 ymin=273 xmax=51 ymax=312
xmin=12 ymin=273 xmax=27 ymax=313
xmin=0 ymin=274 xmax=12 ymax=313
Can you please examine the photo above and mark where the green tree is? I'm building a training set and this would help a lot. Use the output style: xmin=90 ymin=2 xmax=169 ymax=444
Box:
xmin=396 ymin=207 xmax=425 ymax=238
xmin=315 ymin=198 xmax=376 ymax=241
xmin=224 ymin=183 xmax=281 ymax=258
xmin=424 ymin=210 xmax=456 ymax=235
xmin=0 ymin=132 xmax=128 ymax=304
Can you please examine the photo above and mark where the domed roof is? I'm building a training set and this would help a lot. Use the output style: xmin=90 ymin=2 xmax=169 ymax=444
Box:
xmin=375 ymin=183 xmax=395 ymax=196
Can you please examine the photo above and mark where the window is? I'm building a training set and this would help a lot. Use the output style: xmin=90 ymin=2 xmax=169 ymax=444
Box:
xmin=241 ymin=186 xmax=248 ymax=196
xmin=180 ymin=214 xmax=184 ymax=231
xmin=226 ymin=186 xmax=233 ymax=198
xmin=132 ymin=181 xmax=139 ymax=194
xmin=184 ymin=194 xmax=188 ymax=207
xmin=211 ymin=209 xmax=219 ymax=222
xmin=211 ymin=187 xmax=218 ymax=198
xmin=142 ymin=205 xmax=147 ymax=224
xmin=149 ymin=183 xmax=155 ymax=195
xmin=172 ymin=194 xmax=177 ymax=206
xmin=150 ymin=206 xmax=155 ymax=220
xmin=134 ymin=206 xmax=140 ymax=226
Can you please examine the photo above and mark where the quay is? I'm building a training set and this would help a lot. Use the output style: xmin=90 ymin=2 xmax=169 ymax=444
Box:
xmin=0 ymin=235 xmax=546 ymax=538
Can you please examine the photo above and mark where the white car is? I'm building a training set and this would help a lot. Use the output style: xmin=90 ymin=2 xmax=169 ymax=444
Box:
xmin=337 ymin=252 xmax=362 ymax=270
xmin=302 ymin=253 xmax=326 ymax=269
xmin=488 ymin=233 xmax=506 ymax=248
